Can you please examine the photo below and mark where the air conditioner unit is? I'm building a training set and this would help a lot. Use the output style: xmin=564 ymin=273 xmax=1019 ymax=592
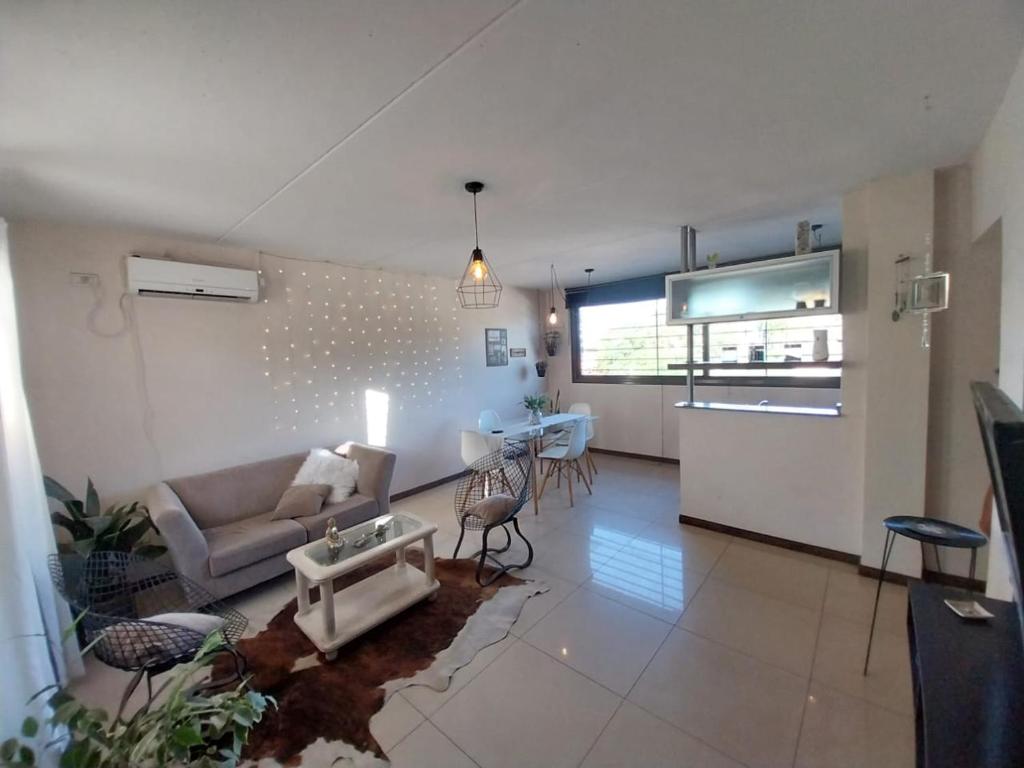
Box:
xmin=126 ymin=256 xmax=259 ymax=303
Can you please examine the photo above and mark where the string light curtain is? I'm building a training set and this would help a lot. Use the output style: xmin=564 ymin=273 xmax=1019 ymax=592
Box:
xmin=456 ymin=181 xmax=502 ymax=309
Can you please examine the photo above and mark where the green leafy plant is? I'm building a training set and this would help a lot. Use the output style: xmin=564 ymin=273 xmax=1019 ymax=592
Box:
xmin=1 ymin=633 xmax=273 ymax=768
xmin=523 ymin=394 xmax=548 ymax=412
xmin=45 ymin=476 xmax=165 ymax=559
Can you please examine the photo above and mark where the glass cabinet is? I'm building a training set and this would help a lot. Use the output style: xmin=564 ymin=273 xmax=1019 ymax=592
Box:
xmin=664 ymin=249 xmax=840 ymax=325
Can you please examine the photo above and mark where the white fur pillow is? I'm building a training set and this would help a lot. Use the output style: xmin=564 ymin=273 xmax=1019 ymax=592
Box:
xmin=292 ymin=449 xmax=359 ymax=503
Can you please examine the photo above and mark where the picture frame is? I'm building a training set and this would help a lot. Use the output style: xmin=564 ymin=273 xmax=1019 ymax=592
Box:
xmin=485 ymin=328 xmax=508 ymax=366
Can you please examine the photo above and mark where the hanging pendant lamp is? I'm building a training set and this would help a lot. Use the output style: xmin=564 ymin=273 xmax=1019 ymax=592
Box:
xmin=456 ymin=181 xmax=502 ymax=309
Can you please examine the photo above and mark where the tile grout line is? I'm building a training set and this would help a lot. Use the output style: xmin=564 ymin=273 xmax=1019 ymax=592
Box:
xmin=789 ymin=567 xmax=831 ymax=767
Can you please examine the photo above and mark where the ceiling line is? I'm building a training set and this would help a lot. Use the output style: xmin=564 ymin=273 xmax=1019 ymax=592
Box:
xmin=214 ymin=0 xmax=529 ymax=244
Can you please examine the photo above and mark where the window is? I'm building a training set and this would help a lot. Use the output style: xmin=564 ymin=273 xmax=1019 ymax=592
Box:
xmin=572 ymin=298 xmax=841 ymax=387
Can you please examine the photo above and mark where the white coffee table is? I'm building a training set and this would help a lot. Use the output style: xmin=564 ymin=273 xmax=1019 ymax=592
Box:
xmin=286 ymin=512 xmax=440 ymax=660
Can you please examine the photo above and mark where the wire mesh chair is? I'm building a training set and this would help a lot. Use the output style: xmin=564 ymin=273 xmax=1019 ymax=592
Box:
xmin=50 ymin=551 xmax=248 ymax=707
xmin=452 ymin=442 xmax=534 ymax=586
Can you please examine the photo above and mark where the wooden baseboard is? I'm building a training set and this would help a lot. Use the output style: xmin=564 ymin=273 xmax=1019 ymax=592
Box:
xmin=589 ymin=447 xmax=680 ymax=465
xmin=390 ymin=469 xmax=469 ymax=502
xmin=855 ymin=564 xmax=985 ymax=592
xmin=680 ymin=514 xmax=860 ymax=565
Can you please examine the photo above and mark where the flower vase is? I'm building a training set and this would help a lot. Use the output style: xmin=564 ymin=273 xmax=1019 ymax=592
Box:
xmin=529 ymin=408 xmax=542 ymax=426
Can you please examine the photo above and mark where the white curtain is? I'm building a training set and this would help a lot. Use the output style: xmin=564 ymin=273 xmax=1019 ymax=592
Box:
xmin=0 ymin=219 xmax=81 ymax=748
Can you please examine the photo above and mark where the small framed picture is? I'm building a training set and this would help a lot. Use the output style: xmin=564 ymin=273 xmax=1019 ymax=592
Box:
xmin=909 ymin=272 xmax=950 ymax=313
xmin=485 ymin=328 xmax=508 ymax=367
xmin=510 ymin=347 xmax=527 ymax=358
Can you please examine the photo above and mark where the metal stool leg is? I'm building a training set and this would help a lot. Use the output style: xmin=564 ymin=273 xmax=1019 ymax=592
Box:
xmin=864 ymin=529 xmax=896 ymax=676
xmin=969 ymin=547 xmax=978 ymax=586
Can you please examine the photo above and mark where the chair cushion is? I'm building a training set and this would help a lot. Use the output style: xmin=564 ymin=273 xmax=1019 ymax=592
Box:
xmin=205 ymin=511 xmax=307 ymax=577
xmin=296 ymin=494 xmax=380 ymax=541
xmin=271 ymin=484 xmax=332 ymax=520
xmin=292 ymin=449 xmax=360 ymax=503
xmin=466 ymin=493 xmax=518 ymax=525
xmin=148 ymin=612 xmax=225 ymax=635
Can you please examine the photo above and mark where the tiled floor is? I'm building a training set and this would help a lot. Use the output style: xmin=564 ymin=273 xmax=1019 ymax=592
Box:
xmin=71 ymin=454 xmax=915 ymax=767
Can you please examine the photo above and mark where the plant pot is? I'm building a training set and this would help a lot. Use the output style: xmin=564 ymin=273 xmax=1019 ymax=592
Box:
xmin=535 ymin=361 xmax=548 ymax=377
xmin=544 ymin=330 xmax=561 ymax=357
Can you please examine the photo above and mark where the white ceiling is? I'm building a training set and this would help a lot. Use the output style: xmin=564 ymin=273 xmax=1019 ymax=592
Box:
xmin=2 ymin=1 xmax=1022 ymax=288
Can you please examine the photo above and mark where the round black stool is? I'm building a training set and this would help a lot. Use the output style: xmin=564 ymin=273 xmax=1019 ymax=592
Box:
xmin=863 ymin=515 xmax=987 ymax=675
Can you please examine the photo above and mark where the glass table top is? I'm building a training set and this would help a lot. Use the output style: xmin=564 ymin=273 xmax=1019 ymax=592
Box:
xmin=304 ymin=513 xmax=421 ymax=566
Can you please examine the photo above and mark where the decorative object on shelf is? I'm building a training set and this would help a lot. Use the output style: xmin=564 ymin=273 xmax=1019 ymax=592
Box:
xmin=811 ymin=223 xmax=824 ymax=248
xmin=523 ymin=394 xmax=548 ymax=426
xmin=748 ymin=344 xmax=766 ymax=363
xmin=325 ymin=516 xmax=345 ymax=559
xmin=812 ymin=329 xmax=829 ymax=361
xmin=706 ymin=252 xmax=720 ymax=269
xmin=535 ymin=360 xmax=548 ymax=377
xmin=509 ymin=347 xmax=526 ymax=357
xmin=795 ymin=220 xmax=811 ymax=255
xmin=485 ymin=328 xmax=508 ymax=366
xmin=456 ymin=181 xmax=502 ymax=309
xmin=544 ymin=330 xmax=561 ymax=356
xmin=45 ymin=475 xmax=165 ymax=559
xmin=891 ymin=233 xmax=950 ymax=348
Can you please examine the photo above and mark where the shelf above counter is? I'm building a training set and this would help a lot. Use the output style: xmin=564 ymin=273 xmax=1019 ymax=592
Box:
xmin=674 ymin=400 xmax=842 ymax=417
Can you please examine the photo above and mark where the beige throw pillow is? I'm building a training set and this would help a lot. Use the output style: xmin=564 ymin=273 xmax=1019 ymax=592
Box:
xmin=466 ymin=493 xmax=518 ymax=525
xmin=272 ymin=483 xmax=332 ymax=520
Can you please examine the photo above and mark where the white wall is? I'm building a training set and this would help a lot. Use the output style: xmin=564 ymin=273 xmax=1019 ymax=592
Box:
xmin=972 ymin=46 xmax=1024 ymax=599
xmin=925 ymin=165 xmax=1000 ymax=579
xmin=10 ymin=220 xmax=542 ymax=500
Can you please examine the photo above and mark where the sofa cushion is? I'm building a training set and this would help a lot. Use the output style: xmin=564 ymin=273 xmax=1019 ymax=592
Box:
xmin=465 ymin=493 xmax=518 ymax=525
xmin=271 ymin=484 xmax=332 ymax=520
xmin=297 ymin=493 xmax=380 ymax=541
xmin=169 ymin=453 xmax=308 ymax=530
xmin=205 ymin=511 xmax=306 ymax=577
xmin=292 ymin=449 xmax=360 ymax=503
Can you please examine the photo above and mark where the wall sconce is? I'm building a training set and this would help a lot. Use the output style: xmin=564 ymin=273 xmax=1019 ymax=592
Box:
xmin=892 ymin=234 xmax=949 ymax=348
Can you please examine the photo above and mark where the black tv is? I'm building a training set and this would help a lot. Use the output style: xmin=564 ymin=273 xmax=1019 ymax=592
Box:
xmin=972 ymin=381 xmax=1024 ymax=636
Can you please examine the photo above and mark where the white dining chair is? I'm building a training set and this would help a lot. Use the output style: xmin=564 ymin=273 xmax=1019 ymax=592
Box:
xmin=461 ymin=430 xmax=494 ymax=468
xmin=478 ymin=409 xmax=502 ymax=434
xmin=555 ymin=403 xmax=597 ymax=483
xmin=536 ymin=418 xmax=591 ymax=507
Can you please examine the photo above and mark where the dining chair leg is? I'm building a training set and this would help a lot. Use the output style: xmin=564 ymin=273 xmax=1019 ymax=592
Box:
xmin=587 ymin=448 xmax=598 ymax=477
xmin=538 ymin=458 xmax=556 ymax=501
xmin=567 ymin=460 xmax=574 ymax=507
xmin=576 ymin=460 xmax=593 ymax=495
xmin=582 ymin=448 xmax=593 ymax=485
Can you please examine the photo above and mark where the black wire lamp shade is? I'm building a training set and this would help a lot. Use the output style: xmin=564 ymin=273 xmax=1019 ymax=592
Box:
xmin=457 ymin=181 xmax=502 ymax=309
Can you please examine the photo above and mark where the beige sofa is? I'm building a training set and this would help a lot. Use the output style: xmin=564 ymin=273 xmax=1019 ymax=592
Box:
xmin=146 ymin=443 xmax=396 ymax=599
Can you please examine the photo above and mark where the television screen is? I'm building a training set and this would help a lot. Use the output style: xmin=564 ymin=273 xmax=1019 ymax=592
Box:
xmin=971 ymin=381 xmax=1024 ymax=637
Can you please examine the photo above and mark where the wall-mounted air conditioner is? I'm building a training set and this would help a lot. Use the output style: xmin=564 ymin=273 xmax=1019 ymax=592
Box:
xmin=126 ymin=255 xmax=259 ymax=303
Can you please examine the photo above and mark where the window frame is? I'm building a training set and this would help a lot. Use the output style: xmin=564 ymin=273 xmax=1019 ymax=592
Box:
xmin=569 ymin=305 xmax=842 ymax=389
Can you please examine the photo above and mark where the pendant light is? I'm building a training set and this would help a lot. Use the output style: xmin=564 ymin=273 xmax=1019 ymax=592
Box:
xmin=456 ymin=181 xmax=502 ymax=309
xmin=544 ymin=264 xmax=563 ymax=356
xmin=547 ymin=264 xmax=562 ymax=325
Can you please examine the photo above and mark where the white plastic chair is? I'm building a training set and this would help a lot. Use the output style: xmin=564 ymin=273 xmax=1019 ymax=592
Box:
xmin=555 ymin=403 xmax=597 ymax=482
xmin=536 ymin=419 xmax=592 ymax=507
xmin=478 ymin=409 xmax=502 ymax=434
xmin=461 ymin=430 xmax=494 ymax=468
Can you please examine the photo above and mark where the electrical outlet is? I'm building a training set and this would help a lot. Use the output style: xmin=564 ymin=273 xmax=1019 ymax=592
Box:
xmin=69 ymin=272 xmax=98 ymax=286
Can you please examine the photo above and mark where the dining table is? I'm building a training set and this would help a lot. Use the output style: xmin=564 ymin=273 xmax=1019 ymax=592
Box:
xmin=476 ymin=412 xmax=592 ymax=515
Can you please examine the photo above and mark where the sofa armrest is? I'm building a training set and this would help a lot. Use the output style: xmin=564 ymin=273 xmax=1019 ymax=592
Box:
xmin=337 ymin=442 xmax=397 ymax=515
xmin=146 ymin=482 xmax=209 ymax=582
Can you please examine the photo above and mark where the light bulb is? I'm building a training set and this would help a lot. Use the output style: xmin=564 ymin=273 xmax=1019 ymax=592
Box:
xmin=548 ymin=308 xmax=558 ymax=325
xmin=471 ymin=259 xmax=486 ymax=281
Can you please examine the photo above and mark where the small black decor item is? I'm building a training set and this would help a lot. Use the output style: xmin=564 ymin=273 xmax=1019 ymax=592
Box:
xmin=544 ymin=330 xmax=561 ymax=356
xmin=535 ymin=360 xmax=548 ymax=377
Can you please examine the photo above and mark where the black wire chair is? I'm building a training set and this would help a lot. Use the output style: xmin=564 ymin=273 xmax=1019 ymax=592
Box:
xmin=452 ymin=442 xmax=534 ymax=586
xmin=50 ymin=552 xmax=248 ymax=708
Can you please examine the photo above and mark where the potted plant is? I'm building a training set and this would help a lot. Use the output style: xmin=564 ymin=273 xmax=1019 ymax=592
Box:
xmin=523 ymin=394 xmax=548 ymax=426
xmin=0 ymin=633 xmax=273 ymax=768
xmin=45 ymin=476 xmax=165 ymax=559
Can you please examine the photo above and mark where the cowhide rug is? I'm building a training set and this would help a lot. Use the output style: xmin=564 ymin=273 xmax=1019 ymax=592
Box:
xmin=215 ymin=551 xmax=546 ymax=766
